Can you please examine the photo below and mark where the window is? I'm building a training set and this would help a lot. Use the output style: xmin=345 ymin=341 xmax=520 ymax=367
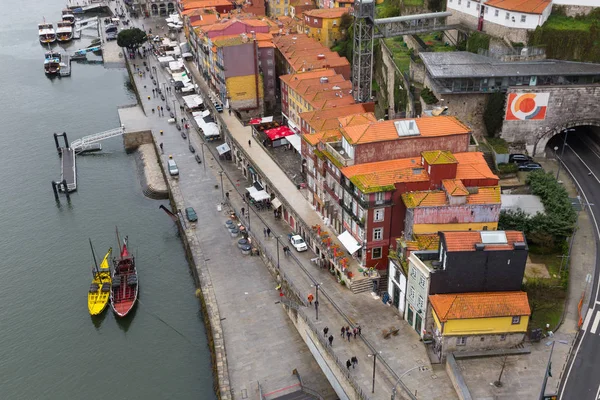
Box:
xmin=456 ymin=337 xmax=467 ymax=346
xmin=505 ymin=12 xmax=510 ymax=20
xmin=494 ymin=9 xmax=499 ymax=17
xmin=394 ymin=267 xmax=400 ymax=283
xmin=419 ymin=275 xmax=426 ymax=288
xmin=417 ymin=295 xmax=424 ymax=309
xmin=457 ymin=0 xmax=461 ymax=4
xmin=372 ymin=247 xmax=382 ymax=259
xmin=375 ymin=192 xmax=384 ymax=204
xmin=467 ymin=1 xmax=470 ymax=8
xmin=521 ymin=15 xmax=526 ymax=23
xmin=512 ymin=316 xmax=521 ymax=324
xmin=373 ymin=228 xmax=383 ymax=241
xmin=410 ymin=267 xmax=417 ymax=279
xmin=485 ymin=6 xmax=488 ymax=13
xmin=409 ymin=286 xmax=415 ymax=299
xmin=374 ymin=208 xmax=384 ymax=222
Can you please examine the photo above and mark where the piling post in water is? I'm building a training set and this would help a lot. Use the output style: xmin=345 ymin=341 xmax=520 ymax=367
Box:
xmin=62 ymin=132 xmax=69 ymax=148
xmin=53 ymin=133 xmax=61 ymax=155
xmin=51 ymin=181 xmax=60 ymax=201
xmin=62 ymin=180 xmax=70 ymax=201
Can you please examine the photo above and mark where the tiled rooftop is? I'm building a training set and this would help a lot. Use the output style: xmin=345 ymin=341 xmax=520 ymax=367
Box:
xmin=300 ymin=104 xmax=374 ymax=132
xmin=429 ymin=291 xmax=531 ymax=322
xmin=341 ymin=116 xmax=471 ymax=145
xmin=342 ymin=157 xmax=428 ymax=193
xmin=303 ymin=128 xmax=342 ymax=146
xmin=303 ymin=8 xmax=349 ymax=18
xmin=422 ymin=150 xmax=458 ymax=165
xmin=402 ymin=186 xmax=501 ymax=208
xmin=442 ymin=230 xmax=526 ymax=252
xmin=442 ymin=179 xmax=469 ymax=196
xmin=454 ymin=152 xmax=499 ymax=181
xmin=484 ymin=0 xmax=550 ymax=14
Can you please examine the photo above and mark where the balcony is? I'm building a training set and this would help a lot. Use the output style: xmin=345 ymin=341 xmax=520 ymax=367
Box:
xmin=216 ymin=61 xmax=225 ymax=70
xmin=323 ymin=182 xmax=339 ymax=202
xmin=325 ymin=141 xmax=354 ymax=167
xmin=340 ymin=179 xmax=394 ymax=209
xmin=339 ymin=200 xmax=365 ymax=228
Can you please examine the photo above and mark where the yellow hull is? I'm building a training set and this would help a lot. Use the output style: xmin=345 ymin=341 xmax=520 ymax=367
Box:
xmin=88 ymin=248 xmax=113 ymax=316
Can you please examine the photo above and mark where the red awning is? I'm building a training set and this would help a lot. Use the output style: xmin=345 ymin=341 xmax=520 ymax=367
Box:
xmin=265 ymin=126 xmax=294 ymax=141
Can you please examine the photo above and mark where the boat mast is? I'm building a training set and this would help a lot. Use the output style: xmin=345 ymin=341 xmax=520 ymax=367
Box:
xmin=115 ymin=227 xmax=122 ymax=257
xmin=89 ymin=238 xmax=102 ymax=283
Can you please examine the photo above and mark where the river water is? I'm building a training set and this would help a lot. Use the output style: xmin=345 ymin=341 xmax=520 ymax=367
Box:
xmin=0 ymin=1 xmax=215 ymax=399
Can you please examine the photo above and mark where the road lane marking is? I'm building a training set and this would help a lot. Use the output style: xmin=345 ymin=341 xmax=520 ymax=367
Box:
xmin=557 ymin=154 xmax=600 ymax=399
xmin=567 ymin=144 xmax=600 ymax=185
xmin=596 ymin=383 xmax=600 ymax=400
xmin=582 ymin=308 xmax=594 ymax=331
xmin=591 ymin=311 xmax=600 ymax=335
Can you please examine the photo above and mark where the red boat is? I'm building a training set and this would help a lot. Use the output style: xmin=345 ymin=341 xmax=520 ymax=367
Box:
xmin=110 ymin=235 xmax=138 ymax=317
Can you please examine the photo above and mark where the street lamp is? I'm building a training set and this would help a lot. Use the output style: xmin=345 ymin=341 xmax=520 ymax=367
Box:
xmin=173 ymin=99 xmax=177 ymax=118
xmin=218 ymin=171 xmax=224 ymax=199
xmin=554 ymin=145 xmax=561 ymax=181
xmin=391 ymin=365 xmax=429 ymax=400
xmin=367 ymin=351 xmax=381 ymax=393
xmin=276 ymin=235 xmax=281 ymax=269
xmin=311 ymin=282 xmax=322 ymax=320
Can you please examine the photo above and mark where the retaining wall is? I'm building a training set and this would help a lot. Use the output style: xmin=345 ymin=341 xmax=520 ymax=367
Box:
xmin=445 ymin=354 xmax=473 ymax=400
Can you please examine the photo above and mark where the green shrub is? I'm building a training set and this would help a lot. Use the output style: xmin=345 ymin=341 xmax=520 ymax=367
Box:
xmin=497 ymin=163 xmax=518 ymax=174
xmin=466 ymin=32 xmax=490 ymax=54
xmin=487 ymin=137 xmax=509 ymax=154
xmin=420 ymin=87 xmax=438 ymax=104
xmin=483 ymin=92 xmax=506 ymax=137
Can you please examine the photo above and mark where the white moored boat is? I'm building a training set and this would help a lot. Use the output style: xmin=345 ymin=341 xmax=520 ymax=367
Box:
xmin=38 ymin=23 xmax=56 ymax=44
xmin=56 ymin=21 xmax=73 ymax=42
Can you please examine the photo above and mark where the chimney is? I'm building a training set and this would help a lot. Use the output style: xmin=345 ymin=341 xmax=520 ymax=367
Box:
xmin=317 ymin=54 xmax=325 ymax=60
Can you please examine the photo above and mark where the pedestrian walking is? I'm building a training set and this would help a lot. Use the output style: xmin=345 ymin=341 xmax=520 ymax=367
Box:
xmin=267 ymin=228 xmax=271 ymax=237
xmin=241 ymin=207 xmax=245 ymax=217
xmin=341 ymin=326 xmax=346 ymax=337
xmin=323 ymin=326 xmax=329 ymax=337
xmin=307 ymin=293 xmax=314 ymax=306
xmin=228 ymin=108 xmax=232 ymax=116
xmin=263 ymin=228 xmax=267 ymax=238
xmin=353 ymin=327 xmax=358 ymax=339
xmin=351 ymin=356 xmax=358 ymax=368
xmin=156 ymin=106 xmax=160 ymax=115
xmin=346 ymin=360 xmax=351 ymax=370
xmin=357 ymin=325 xmax=362 ymax=336
xmin=346 ymin=330 xmax=351 ymax=341
xmin=152 ymin=108 xmax=155 ymax=114
xmin=159 ymin=142 xmax=163 ymax=153
xmin=248 ymin=139 xmax=251 ymax=147
xmin=181 ymin=118 xmax=184 ymax=125
xmin=328 ymin=335 xmax=333 ymax=346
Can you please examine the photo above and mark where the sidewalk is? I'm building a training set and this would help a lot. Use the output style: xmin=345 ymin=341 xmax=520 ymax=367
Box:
xmin=180 ymin=38 xmax=458 ymax=400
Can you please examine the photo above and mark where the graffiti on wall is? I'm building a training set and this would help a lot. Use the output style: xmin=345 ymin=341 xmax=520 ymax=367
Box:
xmin=505 ymin=93 xmax=550 ymax=121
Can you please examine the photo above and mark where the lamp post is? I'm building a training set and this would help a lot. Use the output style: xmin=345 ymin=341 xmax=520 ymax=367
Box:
xmin=367 ymin=352 xmax=381 ymax=393
xmin=554 ymin=145 xmax=560 ymax=180
xmin=557 ymin=128 xmax=575 ymax=181
xmin=172 ymin=99 xmax=177 ymax=118
xmin=311 ymin=282 xmax=322 ymax=320
xmin=391 ymin=365 xmax=429 ymax=400
xmin=276 ymin=235 xmax=280 ymax=269
xmin=219 ymin=171 xmax=224 ymax=199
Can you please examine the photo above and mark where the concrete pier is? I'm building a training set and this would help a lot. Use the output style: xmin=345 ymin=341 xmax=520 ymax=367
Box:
xmin=60 ymin=147 xmax=76 ymax=192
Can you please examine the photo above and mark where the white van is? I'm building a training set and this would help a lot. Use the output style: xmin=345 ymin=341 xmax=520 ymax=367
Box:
xmin=167 ymin=159 xmax=179 ymax=176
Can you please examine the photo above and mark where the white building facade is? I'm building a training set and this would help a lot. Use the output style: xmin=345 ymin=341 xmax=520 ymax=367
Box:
xmin=387 ymin=258 xmax=407 ymax=316
xmin=405 ymin=251 xmax=434 ymax=339
xmin=446 ymin=0 xmax=553 ymax=43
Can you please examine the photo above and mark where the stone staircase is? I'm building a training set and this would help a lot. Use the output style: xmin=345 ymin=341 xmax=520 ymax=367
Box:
xmin=349 ymin=275 xmax=376 ymax=294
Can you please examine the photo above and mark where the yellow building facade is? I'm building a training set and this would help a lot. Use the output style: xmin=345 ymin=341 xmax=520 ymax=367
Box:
xmin=429 ymin=291 xmax=530 ymax=361
xmin=303 ymin=8 xmax=348 ymax=48
xmin=269 ymin=0 xmax=290 ymax=17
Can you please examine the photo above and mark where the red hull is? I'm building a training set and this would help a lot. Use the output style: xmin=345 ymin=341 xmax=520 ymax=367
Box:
xmin=110 ymin=242 xmax=138 ymax=317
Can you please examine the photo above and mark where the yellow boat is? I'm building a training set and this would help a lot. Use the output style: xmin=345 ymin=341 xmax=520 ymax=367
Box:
xmin=88 ymin=244 xmax=113 ymax=316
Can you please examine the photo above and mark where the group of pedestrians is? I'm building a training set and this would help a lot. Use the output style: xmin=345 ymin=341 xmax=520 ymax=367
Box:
xmin=156 ymin=106 xmax=165 ymax=117
xmin=322 ymin=326 xmax=359 ymax=370
xmin=263 ymin=227 xmax=271 ymax=238
xmin=341 ymin=325 xmax=361 ymax=341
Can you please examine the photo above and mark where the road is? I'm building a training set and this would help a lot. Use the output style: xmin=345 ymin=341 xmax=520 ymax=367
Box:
xmin=558 ymin=131 xmax=600 ymax=400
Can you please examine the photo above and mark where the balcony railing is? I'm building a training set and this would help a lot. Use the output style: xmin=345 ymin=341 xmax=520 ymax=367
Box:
xmin=339 ymin=200 xmax=365 ymax=228
xmin=340 ymin=179 xmax=394 ymax=209
xmin=325 ymin=141 xmax=354 ymax=167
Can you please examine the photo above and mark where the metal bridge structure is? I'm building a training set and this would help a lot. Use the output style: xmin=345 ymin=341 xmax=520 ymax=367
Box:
xmin=73 ymin=17 xmax=99 ymax=39
xmin=352 ymin=0 xmax=457 ymax=102
xmin=71 ymin=126 xmax=125 ymax=153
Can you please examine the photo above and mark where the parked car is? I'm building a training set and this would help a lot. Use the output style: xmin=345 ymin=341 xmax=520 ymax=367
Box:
xmin=167 ymin=156 xmax=179 ymax=176
xmin=185 ymin=207 xmax=198 ymax=222
xmin=518 ymin=162 xmax=543 ymax=172
xmin=509 ymin=154 xmax=532 ymax=164
xmin=289 ymin=235 xmax=307 ymax=252
xmin=106 ymin=32 xmax=117 ymax=41
xmin=195 ymin=154 xmax=202 ymax=164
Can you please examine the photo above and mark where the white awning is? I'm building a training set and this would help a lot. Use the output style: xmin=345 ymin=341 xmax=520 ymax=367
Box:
xmin=201 ymin=122 xmax=220 ymax=137
xmin=251 ymin=190 xmax=271 ymax=201
xmin=271 ymin=197 xmax=282 ymax=209
xmin=246 ymin=186 xmax=258 ymax=195
xmin=338 ymin=231 xmax=361 ymax=255
xmin=287 ymin=118 xmax=301 ymax=133
xmin=183 ymin=94 xmax=203 ymax=109
xmin=216 ymin=143 xmax=231 ymax=155
xmin=286 ymin=133 xmax=301 ymax=153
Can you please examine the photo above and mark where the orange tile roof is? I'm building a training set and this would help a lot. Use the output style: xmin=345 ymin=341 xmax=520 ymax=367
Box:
xmin=303 ymin=128 xmax=342 ymax=145
xmin=468 ymin=186 xmax=501 ymax=204
xmin=484 ymin=0 xmax=551 ymax=14
xmin=422 ymin=150 xmax=458 ymax=165
xmin=303 ymin=8 xmax=349 ymax=19
xmin=338 ymin=113 xmax=378 ymax=127
xmin=342 ymin=157 xmax=428 ymax=193
xmin=402 ymin=185 xmax=501 ymax=208
xmin=443 ymin=179 xmax=469 ymax=196
xmin=190 ymin=14 xmax=220 ymax=27
xmin=406 ymin=234 xmax=440 ymax=252
xmin=341 ymin=116 xmax=471 ymax=145
xmin=274 ymin=34 xmax=351 ymax=72
xmin=318 ymin=96 xmax=356 ymax=109
xmin=442 ymin=231 xmax=526 ymax=252
xmin=453 ymin=152 xmax=499 ymax=181
xmin=430 ymin=292 xmax=531 ymax=322
xmin=300 ymin=104 xmax=371 ymax=131
xmin=280 ymin=69 xmax=336 ymax=86
xmin=181 ymin=0 xmax=233 ymax=10
xmin=183 ymin=7 xmax=218 ymax=16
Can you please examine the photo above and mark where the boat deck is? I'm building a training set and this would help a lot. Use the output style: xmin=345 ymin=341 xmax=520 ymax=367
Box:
xmin=60 ymin=54 xmax=71 ymax=76
xmin=60 ymin=147 xmax=77 ymax=192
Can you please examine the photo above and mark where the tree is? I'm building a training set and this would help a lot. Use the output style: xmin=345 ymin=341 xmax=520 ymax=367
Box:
xmin=117 ymin=28 xmax=148 ymax=51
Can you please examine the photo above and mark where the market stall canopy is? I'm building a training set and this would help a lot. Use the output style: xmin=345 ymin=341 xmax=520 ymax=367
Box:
xmin=250 ymin=116 xmax=274 ymax=125
xmin=157 ymin=56 xmax=175 ymax=64
xmin=168 ymin=60 xmax=184 ymax=71
xmin=171 ymin=71 xmax=191 ymax=84
xmin=251 ymin=190 xmax=271 ymax=201
xmin=265 ymin=126 xmax=294 ymax=141
xmin=216 ymin=143 xmax=231 ymax=155
xmin=246 ymin=186 xmax=258 ymax=195
xmin=201 ymin=122 xmax=220 ymax=137
xmin=183 ymin=94 xmax=203 ymax=109
xmin=338 ymin=231 xmax=361 ymax=255
xmin=286 ymin=133 xmax=301 ymax=152
xmin=271 ymin=197 xmax=282 ymax=209
xmin=181 ymin=84 xmax=196 ymax=93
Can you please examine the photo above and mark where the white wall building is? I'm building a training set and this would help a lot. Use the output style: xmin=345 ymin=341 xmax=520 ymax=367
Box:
xmin=387 ymin=259 xmax=407 ymax=315
xmin=405 ymin=251 xmax=435 ymax=339
xmin=447 ymin=0 xmax=553 ymax=43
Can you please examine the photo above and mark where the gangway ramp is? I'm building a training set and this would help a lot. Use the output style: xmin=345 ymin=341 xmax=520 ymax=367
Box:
xmin=71 ymin=126 xmax=125 ymax=153
xmin=60 ymin=147 xmax=77 ymax=192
